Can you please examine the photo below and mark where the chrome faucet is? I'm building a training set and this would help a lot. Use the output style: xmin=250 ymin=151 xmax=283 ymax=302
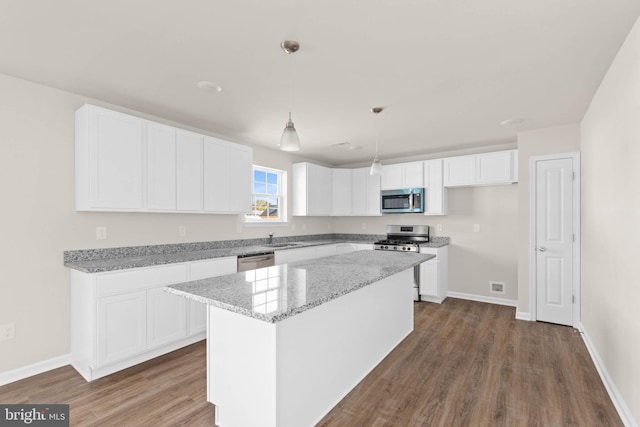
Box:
xmin=268 ymin=232 xmax=275 ymax=244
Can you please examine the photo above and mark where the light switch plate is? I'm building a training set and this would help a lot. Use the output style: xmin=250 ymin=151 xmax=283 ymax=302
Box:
xmin=178 ymin=225 xmax=186 ymax=236
xmin=473 ymin=223 xmax=480 ymax=233
xmin=96 ymin=226 xmax=107 ymax=240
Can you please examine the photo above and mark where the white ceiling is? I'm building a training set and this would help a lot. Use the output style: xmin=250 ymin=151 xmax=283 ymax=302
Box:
xmin=1 ymin=0 xmax=639 ymax=166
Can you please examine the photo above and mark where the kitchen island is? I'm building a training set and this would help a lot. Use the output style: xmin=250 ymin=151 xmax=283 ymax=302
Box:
xmin=166 ymin=250 xmax=433 ymax=427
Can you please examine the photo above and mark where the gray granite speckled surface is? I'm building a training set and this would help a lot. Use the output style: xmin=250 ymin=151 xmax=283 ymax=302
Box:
xmin=165 ymin=250 xmax=434 ymax=323
xmin=63 ymin=233 xmax=449 ymax=273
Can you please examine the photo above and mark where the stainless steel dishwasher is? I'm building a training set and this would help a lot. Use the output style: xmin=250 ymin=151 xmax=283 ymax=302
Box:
xmin=237 ymin=251 xmax=276 ymax=272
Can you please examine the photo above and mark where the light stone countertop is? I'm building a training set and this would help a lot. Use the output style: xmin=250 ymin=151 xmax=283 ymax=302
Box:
xmin=63 ymin=234 xmax=450 ymax=273
xmin=165 ymin=250 xmax=435 ymax=323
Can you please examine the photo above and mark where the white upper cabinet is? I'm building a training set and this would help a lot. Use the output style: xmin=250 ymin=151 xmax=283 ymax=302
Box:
xmin=423 ymin=159 xmax=447 ymax=216
xmin=176 ymin=130 xmax=203 ymax=211
xmin=476 ymin=150 xmax=518 ymax=185
xmin=75 ymin=104 xmax=252 ymax=214
xmin=203 ymin=136 xmax=253 ymax=214
xmin=146 ymin=122 xmax=177 ymax=210
xmin=292 ymin=162 xmax=333 ymax=216
xmin=351 ymin=167 xmax=381 ymax=216
xmin=381 ymin=161 xmax=424 ymax=190
xmin=76 ymin=105 xmax=145 ymax=210
xmin=443 ymin=150 xmax=517 ymax=187
xmin=332 ymin=169 xmax=352 ymax=216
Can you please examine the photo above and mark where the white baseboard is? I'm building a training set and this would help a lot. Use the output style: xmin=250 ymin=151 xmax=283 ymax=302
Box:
xmin=578 ymin=322 xmax=638 ymax=427
xmin=447 ymin=291 xmax=517 ymax=307
xmin=515 ymin=311 xmax=532 ymax=321
xmin=0 ymin=354 xmax=71 ymax=387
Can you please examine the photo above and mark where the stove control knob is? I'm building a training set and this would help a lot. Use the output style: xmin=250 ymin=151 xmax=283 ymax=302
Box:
xmin=393 ymin=246 xmax=398 ymax=250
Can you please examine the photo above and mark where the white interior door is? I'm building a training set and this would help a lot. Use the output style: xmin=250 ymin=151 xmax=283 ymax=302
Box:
xmin=535 ymin=157 xmax=574 ymax=326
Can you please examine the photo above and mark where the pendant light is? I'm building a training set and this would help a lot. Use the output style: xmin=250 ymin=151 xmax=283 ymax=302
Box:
xmin=279 ymin=40 xmax=301 ymax=151
xmin=370 ymin=107 xmax=383 ymax=175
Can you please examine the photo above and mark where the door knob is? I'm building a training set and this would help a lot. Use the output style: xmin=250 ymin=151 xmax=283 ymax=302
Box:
xmin=537 ymin=247 xmax=547 ymax=252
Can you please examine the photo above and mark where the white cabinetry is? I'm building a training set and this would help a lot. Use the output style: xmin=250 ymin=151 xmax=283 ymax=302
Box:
xmin=176 ymin=130 xmax=203 ymax=211
xmin=444 ymin=150 xmax=517 ymax=187
xmin=76 ymin=105 xmax=145 ymax=211
xmin=419 ymin=246 xmax=448 ymax=303
xmin=146 ymin=122 xmax=177 ymax=210
xmin=75 ymin=104 xmax=252 ymax=214
xmin=332 ymin=169 xmax=352 ymax=216
xmin=423 ymin=159 xmax=447 ymax=216
xmin=292 ymin=162 xmax=333 ymax=216
xmin=203 ymin=136 xmax=253 ymax=214
xmin=275 ymin=246 xmax=318 ymax=264
xmin=71 ymin=256 xmax=236 ymax=382
xmin=381 ymin=161 xmax=424 ymax=190
xmin=351 ymin=167 xmax=381 ymax=216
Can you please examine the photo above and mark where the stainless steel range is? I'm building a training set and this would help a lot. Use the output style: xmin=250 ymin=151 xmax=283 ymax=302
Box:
xmin=374 ymin=225 xmax=430 ymax=301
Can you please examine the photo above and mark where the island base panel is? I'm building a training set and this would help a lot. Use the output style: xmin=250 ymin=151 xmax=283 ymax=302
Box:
xmin=207 ymin=268 xmax=414 ymax=427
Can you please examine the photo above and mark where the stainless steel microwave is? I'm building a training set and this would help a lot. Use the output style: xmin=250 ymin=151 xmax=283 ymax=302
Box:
xmin=380 ymin=188 xmax=425 ymax=214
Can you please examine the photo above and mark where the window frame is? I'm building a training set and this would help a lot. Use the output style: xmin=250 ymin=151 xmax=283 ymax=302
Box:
xmin=245 ymin=165 xmax=288 ymax=225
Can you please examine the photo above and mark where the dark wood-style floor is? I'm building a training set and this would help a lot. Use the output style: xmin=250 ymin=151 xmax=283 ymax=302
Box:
xmin=0 ymin=299 xmax=622 ymax=426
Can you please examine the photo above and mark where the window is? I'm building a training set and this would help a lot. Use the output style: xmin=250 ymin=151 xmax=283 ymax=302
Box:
xmin=245 ymin=165 xmax=287 ymax=223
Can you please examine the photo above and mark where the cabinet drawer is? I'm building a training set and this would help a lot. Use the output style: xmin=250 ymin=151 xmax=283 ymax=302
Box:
xmin=97 ymin=264 xmax=188 ymax=296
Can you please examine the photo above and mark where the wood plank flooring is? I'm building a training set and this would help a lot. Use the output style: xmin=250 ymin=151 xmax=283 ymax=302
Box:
xmin=0 ymin=299 xmax=622 ymax=426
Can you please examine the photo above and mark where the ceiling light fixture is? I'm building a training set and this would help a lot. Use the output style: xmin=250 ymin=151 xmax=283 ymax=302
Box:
xmin=279 ymin=40 xmax=301 ymax=151
xmin=500 ymin=118 xmax=524 ymax=126
xmin=196 ymin=81 xmax=223 ymax=93
xmin=370 ymin=107 xmax=383 ymax=176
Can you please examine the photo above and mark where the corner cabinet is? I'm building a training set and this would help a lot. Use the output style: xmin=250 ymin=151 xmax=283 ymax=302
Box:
xmin=75 ymin=104 xmax=252 ymax=214
xmin=292 ymin=162 xmax=333 ymax=216
xmin=70 ymin=256 xmax=236 ymax=382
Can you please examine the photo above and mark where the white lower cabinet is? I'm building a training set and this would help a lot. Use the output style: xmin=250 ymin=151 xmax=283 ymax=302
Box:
xmin=275 ymin=246 xmax=318 ymax=264
xmin=71 ymin=256 xmax=236 ymax=382
xmin=419 ymin=246 xmax=448 ymax=303
xmin=96 ymin=290 xmax=147 ymax=367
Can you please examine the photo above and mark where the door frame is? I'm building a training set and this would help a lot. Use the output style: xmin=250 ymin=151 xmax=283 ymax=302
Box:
xmin=528 ymin=152 xmax=581 ymax=327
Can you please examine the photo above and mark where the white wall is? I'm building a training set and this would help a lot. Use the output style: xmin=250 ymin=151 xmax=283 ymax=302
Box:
xmin=515 ymin=124 xmax=581 ymax=316
xmin=0 ymin=73 xmax=332 ymax=374
xmin=581 ymin=16 xmax=640 ymax=424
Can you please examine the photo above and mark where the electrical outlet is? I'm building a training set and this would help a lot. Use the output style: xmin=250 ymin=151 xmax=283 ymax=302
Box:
xmin=302 ymin=223 xmax=307 ymax=231
xmin=436 ymin=224 xmax=443 ymax=232
xmin=361 ymin=223 xmax=367 ymax=230
xmin=0 ymin=322 xmax=15 ymax=342
xmin=96 ymin=226 xmax=107 ymax=240
xmin=236 ymin=223 xmax=243 ymax=233
xmin=178 ymin=225 xmax=186 ymax=236
xmin=473 ymin=223 xmax=480 ymax=233
xmin=490 ymin=282 xmax=505 ymax=294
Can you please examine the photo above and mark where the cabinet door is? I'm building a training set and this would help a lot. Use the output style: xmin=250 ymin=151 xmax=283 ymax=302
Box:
xmin=424 ymin=159 xmax=447 ymax=216
xmin=366 ymin=172 xmax=382 ymax=215
xmin=381 ymin=164 xmax=403 ymax=190
xmin=351 ymin=168 xmax=367 ymax=216
xmin=97 ymin=291 xmax=147 ymax=366
xmin=227 ymin=144 xmax=252 ymax=213
xmin=190 ymin=257 xmax=237 ymax=280
xmin=147 ymin=287 xmax=187 ymax=349
xmin=203 ymin=137 xmax=229 ymax=212
xmin=176 ymin=130 xmax=203 ymax=211
xmin=420 ymin=260 xmax=440 ymax=297
xmin=146 ymin=122 xmax=176 ymax=210
xmin=402 ymin=162 xmax=424 ymax=188
xmin=443 ymin=155 xmax=476 ymax=187
xmin=332 ymin=169 xmax=352 ymax=216
xmin=476 ymin=151 xmax=516 ymax=184
xmin=89 ymin=107 xmax=145 ymax=209
xmin=189 ymin=300 xmax=207 ymax=335
xmin=307 ymin=164 xmax=332 ymax=216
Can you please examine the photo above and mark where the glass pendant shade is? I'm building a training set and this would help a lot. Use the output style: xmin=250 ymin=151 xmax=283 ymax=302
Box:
xmin=370 ymin=156 xmax=382 ymax=176
xmin=280 ymin=113 xmax=300 ymax=151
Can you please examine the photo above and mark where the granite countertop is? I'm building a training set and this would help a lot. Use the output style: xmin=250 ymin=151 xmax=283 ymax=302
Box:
xmin=165 ymin=250 xmax=434 ymax=323
xmin=63 ymin=234 xmax=450 ymax=273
